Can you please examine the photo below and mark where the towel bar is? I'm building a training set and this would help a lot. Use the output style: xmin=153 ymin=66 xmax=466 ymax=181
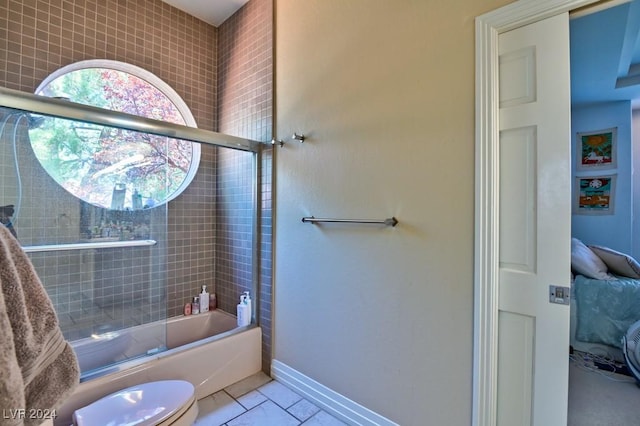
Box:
xmin=301 ymin=216 xmax=398 ymax=227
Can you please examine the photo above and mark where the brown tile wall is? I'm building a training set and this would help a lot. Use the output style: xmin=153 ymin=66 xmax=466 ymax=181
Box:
xmin=217 ymin=0 xmax=274 ymax=373
xmin=0 ymin=0 xmax=273 ymax=372
xmin=0 ymin=0 xmax=217 ymax=131
xmin=0 ymin=0 xmax=220 ymax=323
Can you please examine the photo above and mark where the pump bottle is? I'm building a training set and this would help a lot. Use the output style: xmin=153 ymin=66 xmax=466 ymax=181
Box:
xmin=200 ymin=285 xmax=210 ymax=313
xmin=243 ymin=291 xmax=252 ymax=322
xmin=237 ymin=293 xmax=250 ymax=327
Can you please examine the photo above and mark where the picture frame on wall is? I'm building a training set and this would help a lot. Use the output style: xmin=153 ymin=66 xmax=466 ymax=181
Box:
xmin=576 ymin=127 xmax=617 ymax=171
xmin=574 ymin=175 xmax=616 ymax=215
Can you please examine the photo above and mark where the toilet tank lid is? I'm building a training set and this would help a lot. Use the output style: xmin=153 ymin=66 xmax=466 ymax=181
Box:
xmin=73 ymin=380 xmax=195 ymax=426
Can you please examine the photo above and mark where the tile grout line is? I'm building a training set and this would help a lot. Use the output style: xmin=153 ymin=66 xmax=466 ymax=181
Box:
xmin=223 ymin=382 xmax=305 ymax=425
xmin=196 ymin=373 xmax=347 ymax=425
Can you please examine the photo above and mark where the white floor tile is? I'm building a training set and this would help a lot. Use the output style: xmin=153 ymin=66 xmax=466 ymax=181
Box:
xmin=227 ymin=400 xmax=301 ymax=426
xmin=258 ymin=380 xmax=303 ymax=409
xmin=237 ymin=389 xmax=268 ymax=410
xmin=288 ymin=398 xmax=320 ymax=422
xmin=302 ymin=410 xmax=348 ymax=426
xmin=225 ymin=371 xmax=273 ymax=398
xmin=195 ymin=375 xmax=350 ymax=426
xmin=194 ymin=391 xmax=246 ymax=425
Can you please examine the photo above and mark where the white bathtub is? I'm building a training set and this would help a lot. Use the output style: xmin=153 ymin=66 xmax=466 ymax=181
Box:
xmin=71 ymin=329 xmax=133 ymax=372
xmin=55 ymin=310 xmax=262 ymax=425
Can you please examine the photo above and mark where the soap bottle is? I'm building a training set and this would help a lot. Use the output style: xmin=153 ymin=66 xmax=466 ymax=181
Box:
xmin=200 ymin=285 xmax=209 ymax=313
xmin=183 ymin=302 xmax=191 ymax=316
xmin=243 ymin=291 xmax=252 ymax=322
xmin=237 ymin=294 xmax=249 ymax=327
xmin=192 ymin=296 xmax=200 ymax=315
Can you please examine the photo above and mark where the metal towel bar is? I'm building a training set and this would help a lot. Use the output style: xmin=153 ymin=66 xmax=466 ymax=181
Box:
xmin=301 ymin=216 xmax=398 ymax=227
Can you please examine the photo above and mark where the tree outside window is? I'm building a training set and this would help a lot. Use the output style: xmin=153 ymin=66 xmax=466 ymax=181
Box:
xmin=30 ymin=61 xmax=200 ymax=210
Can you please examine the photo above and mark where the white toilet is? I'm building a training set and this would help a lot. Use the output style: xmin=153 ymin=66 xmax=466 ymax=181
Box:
xmin=72 ymin=380 xmax=198 ymax=426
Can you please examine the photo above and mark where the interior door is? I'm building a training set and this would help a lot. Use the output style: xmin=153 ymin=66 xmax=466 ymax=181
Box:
xmin=496 ymin=12 xmax=572 ymax=425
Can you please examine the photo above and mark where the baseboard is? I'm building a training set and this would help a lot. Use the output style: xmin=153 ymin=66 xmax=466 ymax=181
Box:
xmin=271 ymin=359 xmax=398 ymax=426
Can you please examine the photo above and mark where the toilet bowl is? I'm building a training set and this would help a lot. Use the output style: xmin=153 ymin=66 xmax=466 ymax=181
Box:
xmin=72 ymin=380 xmax=198 ymax=426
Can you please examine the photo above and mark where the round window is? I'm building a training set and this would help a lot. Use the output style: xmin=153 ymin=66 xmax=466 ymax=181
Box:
xmin=30 ymin=60 xmax=201 ymax=210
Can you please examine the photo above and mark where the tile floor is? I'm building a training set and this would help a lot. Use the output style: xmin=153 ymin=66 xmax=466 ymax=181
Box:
xmin=194 ymin=372 xmax=348 ymax=425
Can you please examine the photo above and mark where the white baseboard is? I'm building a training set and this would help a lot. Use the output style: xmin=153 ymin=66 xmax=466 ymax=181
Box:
xmin=271 ymin=359 xmax=399 ymax=426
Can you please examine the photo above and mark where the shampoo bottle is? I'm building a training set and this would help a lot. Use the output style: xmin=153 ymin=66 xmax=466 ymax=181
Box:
xmin=209 ymin=293 xmax=217 ymax=311
xmin=200 ymin=285 xmax=209 ymax=313
xmin=192 ymin=296 xmax=200 ymax=315
xmin=237 ymin=294 xmax=250 ymax=327
xmin=243 ymin=291 xmax=252 ymax=322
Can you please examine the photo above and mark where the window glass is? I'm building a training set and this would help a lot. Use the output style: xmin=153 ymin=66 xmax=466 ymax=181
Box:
xmin=30 ymin=60 xmax=200 ymax=210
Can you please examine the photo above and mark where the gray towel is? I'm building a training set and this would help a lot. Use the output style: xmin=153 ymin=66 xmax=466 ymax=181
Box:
xmin=0 ymin=225 xmax=79 ymax=426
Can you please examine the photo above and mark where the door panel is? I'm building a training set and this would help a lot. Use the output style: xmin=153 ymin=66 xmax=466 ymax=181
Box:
xmin=497 ymin=311 xmax=535 ymax=426
xmin=499 ymin=46 xmax=537 ymax=108
xmin=497 ymin=13 xmax=572 ymax=426
xmin=499 ymin=126 xmax=537 ymax=274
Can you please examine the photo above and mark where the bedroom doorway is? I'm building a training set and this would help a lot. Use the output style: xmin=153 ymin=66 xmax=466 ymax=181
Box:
xmin=475 ymin=1 xmax=640 ymax=425
xmin=474 ymin=1 xmax=598 ymax=425
xmin=567 ymin=1 xmax=640 ymax=424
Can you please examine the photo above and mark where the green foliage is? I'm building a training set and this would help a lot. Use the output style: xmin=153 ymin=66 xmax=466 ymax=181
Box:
xmin=30 ymin=68 xmax=195 ymax=210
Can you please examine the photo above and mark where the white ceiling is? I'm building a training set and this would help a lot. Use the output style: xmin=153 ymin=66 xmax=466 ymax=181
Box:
xmin=161 ymin=0 xmax=250 ymax=27
xmin=571 ymin=0 xmax=640 ymax=108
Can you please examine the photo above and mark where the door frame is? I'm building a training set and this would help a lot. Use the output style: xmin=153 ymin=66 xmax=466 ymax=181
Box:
xmin=473 ymin=1 xmax=599 ymax=425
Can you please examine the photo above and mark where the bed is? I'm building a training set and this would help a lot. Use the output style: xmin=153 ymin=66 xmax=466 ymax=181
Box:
xmin=570 ymin=274 xmax=640 ymax=361
xmin=570 ymin=238 xmax=640 ymax=362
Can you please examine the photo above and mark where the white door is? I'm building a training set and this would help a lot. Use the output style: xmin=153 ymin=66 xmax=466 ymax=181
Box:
xmin=496 ymin=13 xmax=572 ymax=426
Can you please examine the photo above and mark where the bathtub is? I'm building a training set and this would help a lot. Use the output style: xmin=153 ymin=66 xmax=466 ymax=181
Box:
xmin=71 ymin=329 xmax=133 ymax=373
xmin=55 ymin=310 xmax=262 ymax=425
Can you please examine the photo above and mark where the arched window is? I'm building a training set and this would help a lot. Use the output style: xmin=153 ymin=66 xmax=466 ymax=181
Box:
xmin=30 ymin=60 xmax=201 ymax=210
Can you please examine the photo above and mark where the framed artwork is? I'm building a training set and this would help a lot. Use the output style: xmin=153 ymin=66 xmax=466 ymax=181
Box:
xmin=574 ymin=175 xmax=616 ymax=215
xmin=576 ymin=127 xmax=616 ymax=171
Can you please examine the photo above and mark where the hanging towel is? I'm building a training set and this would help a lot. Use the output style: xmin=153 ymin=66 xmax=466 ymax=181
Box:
xmin=0 ymin=225 xmax=79 ymax=426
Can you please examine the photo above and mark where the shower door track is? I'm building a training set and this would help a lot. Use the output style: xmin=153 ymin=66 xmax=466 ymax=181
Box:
xmin=0 ymin=87 xmax=262 ymax=152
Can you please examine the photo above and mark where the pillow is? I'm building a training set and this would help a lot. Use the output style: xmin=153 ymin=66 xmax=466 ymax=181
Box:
xmin=571 ymin=238 xmax=613 ymax=280
xmin=589 ymin=245 xmax=640 ymax=279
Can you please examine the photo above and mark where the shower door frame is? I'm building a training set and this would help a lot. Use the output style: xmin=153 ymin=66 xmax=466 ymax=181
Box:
xmin=0 ymin=87 xmax=262 ymax=152
xmin=0 ymin=86 xmax=265 ymax=372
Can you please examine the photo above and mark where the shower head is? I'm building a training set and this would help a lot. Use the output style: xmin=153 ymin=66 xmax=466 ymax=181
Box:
xmin=25 ymin=96 xmax=70 ymax=129
xmin=27 ymin=114 xmax=45 ymax=129
xmin=1 ymin=112 xmax=46 ymax=129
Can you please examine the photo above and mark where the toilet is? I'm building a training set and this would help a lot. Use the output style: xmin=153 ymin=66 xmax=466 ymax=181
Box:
xmin=72 ymin=380 xmax=198 ymax=426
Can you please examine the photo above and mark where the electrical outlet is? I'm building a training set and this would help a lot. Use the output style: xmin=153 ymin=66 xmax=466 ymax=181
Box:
xmin=549 ymin=285 xmax=570 ymax=305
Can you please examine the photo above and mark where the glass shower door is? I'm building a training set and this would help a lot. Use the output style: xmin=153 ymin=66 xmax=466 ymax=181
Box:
xmin=0 ymin=105 xmax=169 ymax=377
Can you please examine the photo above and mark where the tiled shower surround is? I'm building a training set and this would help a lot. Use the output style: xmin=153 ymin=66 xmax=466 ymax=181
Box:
xmin=0 ymin=0 xmax=273 ymax=371
xmin=217 ymin=0 xmax=274 ymax=374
